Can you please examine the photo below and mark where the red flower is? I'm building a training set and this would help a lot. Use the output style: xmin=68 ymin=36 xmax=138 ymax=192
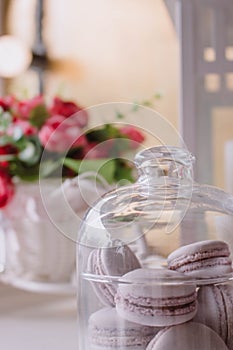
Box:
xmin=120 ymin=126 xmax=145 ymax=149
xmin=0 ymin=96 xmax=17 ymax=111
xmin=50 ymin=97 xmax=88 ymax=127
xmin=15 ymin=95 xmax=45 ymax=119
xmin=0 ymin=145 xmax=17 ymax=168
xmin=0 ymin=169 xmax=14 ymax=208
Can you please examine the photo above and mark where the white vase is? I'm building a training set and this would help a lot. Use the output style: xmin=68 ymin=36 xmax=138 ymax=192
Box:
xmin=1 ymin=175 xmax=110 ymax=287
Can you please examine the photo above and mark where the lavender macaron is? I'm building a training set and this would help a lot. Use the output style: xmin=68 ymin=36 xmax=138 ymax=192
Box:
xmin=87 ymin=244 xmax=141 ymax=306
xmin=167 ymin=240 xmax=232 ymax=279
xmin=146 ymin=322 xmax=229 ymax=350
xmin=115 ymin=268 xmax=197 ymax=327
xmin=88 ymin=307 xmax=158 ymax=350
xmin=194 ymin=284 xmax=233 ymax=350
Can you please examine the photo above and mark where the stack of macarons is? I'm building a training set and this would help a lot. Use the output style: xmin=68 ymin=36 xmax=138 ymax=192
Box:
xmin=86 ymin=239 xmax=233 ymax=349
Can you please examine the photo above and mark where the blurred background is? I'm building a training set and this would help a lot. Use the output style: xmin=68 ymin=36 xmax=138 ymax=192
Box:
xmin=0 ymin=1 xmax=233 ymax=349
xmin=1 ymin=0 xmax=233 ymax=190
xmin=0 ymin=0 xmax=178 ymax=123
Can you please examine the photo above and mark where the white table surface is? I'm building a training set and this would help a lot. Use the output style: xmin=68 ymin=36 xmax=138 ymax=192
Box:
xmin=0 ymin=282 xmax=78 ymax=349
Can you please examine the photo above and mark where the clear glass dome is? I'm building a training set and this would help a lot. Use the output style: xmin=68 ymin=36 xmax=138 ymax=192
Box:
xmin=77 ymin=146 xmax=233 ymax=350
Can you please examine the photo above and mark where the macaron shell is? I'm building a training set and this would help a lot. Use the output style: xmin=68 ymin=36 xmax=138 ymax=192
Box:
xmin=88 ymin=307 xmax=158 ymax=349
xmin=90 ymin=345 xmax=146 ymax=350
xmin=117 ymin=268 xmax=196 ymax=299
xmin=167 ymin=240 xmax=232 ymax=279
xmin=87 ymin=249 xmax=116 ymax=306
xmin=167 ymin=240 xmax=230 ymax=265
xmin=221 ymin=285 xmax=233 ymax=350
xmin=90 ymin=344 xmax=147 ymax=350
xmin=89 ymin=307 xmax=156 ymax=334
xmin=87 ymin=244 xmax=141 ymax=306
xmin=194 ymin=285 xmax=227 ymax=341
xmin=101 ymin=245 xmax=141 ymax=277
xmin=172 ymin=257 xmax=232 ymax=278
xmin=115 ymin=268 xmax=197 ymax=327
xmin=116 ymin=295 xmax=197 ymax=327
xmin=146 ymin=322 xmax=229 ymax=350
xmin=195 ymin=284 xmax=233 ymax=350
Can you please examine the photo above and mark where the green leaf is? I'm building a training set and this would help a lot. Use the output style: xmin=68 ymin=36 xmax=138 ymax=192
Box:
xmin=15 ymin=135 xmax=32 ymax=151
xmin=62 ymin=158 xmax=80 ymax=172
xmin=0 ymin=154 xmax=16 ymax=161
xmin=17 ymin=136 xmax=42 ymax=165
xmin=29 ymin=104 xmax=49 ymax=128
xmin=116 ymin=112 xmax=125 ymax=119
xmin=0 ymin=111 xmax=12 ymax=131
xmin=0 ymin=134 xmax=14 ymax=146
xmin=86 ymin=124 xmax=122 ymax=143
xmin=97 ymin=160 xmax=116 ymax=184
xmin=9 ymin=160 xmax=40 ymax=181
xmin=154 ymin=91 xmax=163 ymax=99
xmin=114 ymin=160 xmax=135 ymax=183
xmin=104 ymin=124 xmax=122 ymax=138
xmin=86 ymin=128 xmax=108 ymax=142
xmin=39 ymin=160 xmax=62 ymax=178
xmin=63 ymin=158 xmax=116 ymax=184
xmin=132 ymin=102 xmax=140 ymax=112
xmin=142 ymin=100 xmax=153 ymax=107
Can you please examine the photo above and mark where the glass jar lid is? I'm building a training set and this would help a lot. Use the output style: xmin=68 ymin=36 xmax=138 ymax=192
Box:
xmin=78 ymin=146 xmax=233 ymax=250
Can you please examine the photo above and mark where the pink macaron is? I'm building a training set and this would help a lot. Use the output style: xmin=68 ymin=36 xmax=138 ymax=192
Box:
xmin=87 ymin=244 xmax=141 ymax=306
xmin=167 ymin=240 xmax=232 ymax=279
xmin=115 ymin=268 xmax=197 ymax=327
xmin=146 ymin=322 xmax=229 ymax=350
xmin=194 ymin=284 xmax=233 ymax=350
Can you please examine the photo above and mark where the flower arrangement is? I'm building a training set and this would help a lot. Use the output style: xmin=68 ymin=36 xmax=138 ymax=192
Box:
xmin=0 ymin=95 xmax=145 ymax=208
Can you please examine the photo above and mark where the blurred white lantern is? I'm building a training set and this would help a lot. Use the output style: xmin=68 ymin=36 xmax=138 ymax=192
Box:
xmin=0 ymin=35 xmax=32 ymax=78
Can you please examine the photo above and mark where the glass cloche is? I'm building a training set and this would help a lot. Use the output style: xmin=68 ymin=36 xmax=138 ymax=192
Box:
xmin=77 ymin=146 xmax=233 ymax=350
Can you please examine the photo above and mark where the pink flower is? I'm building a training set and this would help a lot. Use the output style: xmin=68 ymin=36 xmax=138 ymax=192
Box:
xmin=72 ymin=134 xmax=87 ymax=149
xmin=8 ymin=120 xmax=37 ymax=136
xmin=15 ymin=95 xmax=45 ymax=119
xmin=83 ymin=142 xmax=110 ymax=159
xmin=120 ymin=126 xmax=145 ymax=149
xmin=0 ymin=169 xmax=14 ymax=208
xmin=50 ymin=97 xmax=88 ymax=127
xmin=39 ymin=115 xmax=86 ymax=153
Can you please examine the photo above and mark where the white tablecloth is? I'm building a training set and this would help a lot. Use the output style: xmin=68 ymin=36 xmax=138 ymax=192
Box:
xmin=0 ymin=283 xmax=78 ymax=350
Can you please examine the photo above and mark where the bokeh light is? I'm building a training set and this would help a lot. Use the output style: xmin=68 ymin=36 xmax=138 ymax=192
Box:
xmin=0 ymin=35 xmax=32 ymax=78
